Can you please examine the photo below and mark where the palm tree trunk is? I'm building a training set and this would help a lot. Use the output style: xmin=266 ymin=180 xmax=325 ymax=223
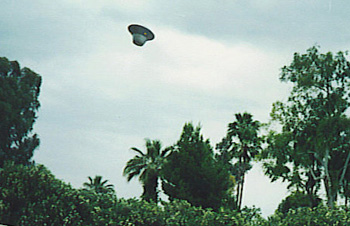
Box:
xmin=238 ymin=173 xmax=245 ymax=210
xmin=142 ymin=172 xmax=159 ymax=202
xmin=235 ymin=157 xmax=243 ymax=209
xmin=345 ymin=196 xmax=349 ymax=211
xmin=235 ymin=181 xmax=240 ymax=208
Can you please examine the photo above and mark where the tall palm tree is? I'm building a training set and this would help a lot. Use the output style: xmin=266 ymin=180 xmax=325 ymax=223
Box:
xmin=123 ymin=139 xmax=170 ymax=202
xmin=83 ymin=175 xmax=114 ymax=194
xmin=228 ymin=112 xmax=261 ymax=210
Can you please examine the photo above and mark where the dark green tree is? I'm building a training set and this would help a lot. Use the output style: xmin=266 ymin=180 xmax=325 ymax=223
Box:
xmin=262 ymin=46 xmax=350 ymax=208
xmin=276 ymin=191 xmax=321 ymax=215
xmin=217 ymin=113 xmax=261 ymax=210
xmin=83 ymin=175 xmax=115 ymax=194
xmin=162 ymin=123 xmax=231 ymax=210
xmin=0 ymin=57 xmax=41 ymax=167
xmin=123 ymin=139 xmax=170 ymax=202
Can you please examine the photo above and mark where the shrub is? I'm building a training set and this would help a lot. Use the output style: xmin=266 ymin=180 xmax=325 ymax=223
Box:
xmin=0 ymin=161 xmax=268 ymax=225
xmin=277 ymin=191 xmax=321 ymax=215
xmin=267 ymin=205 xmax=350 ymax=226
xmin=0 ymin=162 xmax=118 ymax=225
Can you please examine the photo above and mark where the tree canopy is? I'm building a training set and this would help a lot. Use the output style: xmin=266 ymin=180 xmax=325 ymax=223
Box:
xmin=217 ymin=112 xmax=261 ymax=210
xmin=262 ymin=46 xmax=350 ymax=208
xmin=0 ymin=57 xmax=41 ymax=167
xmin=123 ymin=139 xmax=170 ymax=202
xmin=83 ymin=175 xmax=115 ymax=194
xmin=162 ymin=123 xmax=231 ymax=210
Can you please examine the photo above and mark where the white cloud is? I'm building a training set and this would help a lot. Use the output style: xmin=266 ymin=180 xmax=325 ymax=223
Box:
xmin=133 ymin=27 xmax=289 ymax=98
xmin=27 ymin=23 xmax=292 ymax=216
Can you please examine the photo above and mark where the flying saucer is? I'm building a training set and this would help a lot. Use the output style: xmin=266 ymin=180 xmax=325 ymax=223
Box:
xmin=128 ymin=24 xmax=155 ymax=46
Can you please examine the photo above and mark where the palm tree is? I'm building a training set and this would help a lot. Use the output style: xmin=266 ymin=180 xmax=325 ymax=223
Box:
xmin=83 ymin=175 xmax=114 ymax=194
xmin=123 ymin=139 xmax=170 ymax=202
xmin=228 ymin=112 xmax=261 ymax=210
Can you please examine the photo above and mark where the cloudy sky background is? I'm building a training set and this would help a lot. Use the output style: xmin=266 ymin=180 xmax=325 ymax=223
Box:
xmin=1 ymin=0 xmax=350 ymax=216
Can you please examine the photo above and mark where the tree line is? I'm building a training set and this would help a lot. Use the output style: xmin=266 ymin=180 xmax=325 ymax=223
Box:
xmin=124 ymin=114 xmax=261 ymax=211
xmin=1 ymin=46 xmax=350 ymax=225
xmin=124 ymin=46 xmax=350 ymax=212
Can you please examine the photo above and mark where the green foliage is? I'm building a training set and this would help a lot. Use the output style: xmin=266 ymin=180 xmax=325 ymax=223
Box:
xmin=276 ymin=191 xmax=321 ymax=215
xmin=123 ymin=139 xmax=170 ymax=202
xmin=9 ymin=160 xmax=350 ymax=226
xmin=83 ymin=175 xmax=115 ymax=194
xmin=4 ymin=163 xmax=350 ymax=226
xmin=0 ymin=162 xmax=90 ymax=225
xmin=162 ymin=123 xmax=231 ymax=210
xmin=116 ymin=198 xmax=165 ymax=225
xmin=162 ymin=200 xmax=260 ymax=226
xmin=79 ymin=189 xmax=119 ymax=225
xmin=262 ymin=46 xmax=350 ymax=208
xmin=268 ymin=205 xmax=350 ymax=226
xmin=217 ymin=112 xmax=261 ymax=210
xmin=0 ymin=161 xmax=119 ymax=225
xmin=116 ymin=199 xmax=265 ymax=226
xmin=0 ymin=57 xmax=42 ymax=167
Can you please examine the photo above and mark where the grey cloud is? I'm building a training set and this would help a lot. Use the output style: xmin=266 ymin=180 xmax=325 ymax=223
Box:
xmin=0 ymin=1 xmax=124 ymax=62
xmin=104 ymin=1 xmax=350 ymax=51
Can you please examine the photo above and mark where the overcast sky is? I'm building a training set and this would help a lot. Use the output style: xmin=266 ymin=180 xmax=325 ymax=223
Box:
xmin=1 ymin=0 xmax=350 ymax=216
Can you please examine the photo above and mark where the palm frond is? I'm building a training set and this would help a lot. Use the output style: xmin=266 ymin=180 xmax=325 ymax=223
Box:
xmin=123 ymin=139 xmax=169 ymax=202
xmin=161 ymin=146 xmax=172 ymax=158
xmin=131 ymin=147 xmax=146 ymax=157
xmin=127 ymin=171 xmax=143 ymax=182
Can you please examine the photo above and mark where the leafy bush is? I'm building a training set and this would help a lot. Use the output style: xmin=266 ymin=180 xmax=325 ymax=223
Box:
xmin=277 ymin=191 xmax=321 ymax=215
xmin=79 ymin=189 xmax=119 ymax=225
xmin=0 ymin=162 xmax=118 ymax=225
xmin=268 ymin=205 xmax=350 ymax=226
xmin=115 ymin=199 xmax=266 ymax=226
xmin=0 ymin=161 xmax=269 ymax=225
xmin=0 ymin=162 xmax=89 ymax=225
xmin=116 ymin=198 xmax=165 ymax=225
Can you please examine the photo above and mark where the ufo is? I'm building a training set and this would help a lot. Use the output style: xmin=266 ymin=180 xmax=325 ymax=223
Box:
xmin=128 ymin=24 xmax=155 ymax=46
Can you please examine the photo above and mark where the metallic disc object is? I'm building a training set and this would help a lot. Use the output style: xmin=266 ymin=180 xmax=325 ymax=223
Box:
xmin=128 ymin=24 xmax=155 ymax=46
